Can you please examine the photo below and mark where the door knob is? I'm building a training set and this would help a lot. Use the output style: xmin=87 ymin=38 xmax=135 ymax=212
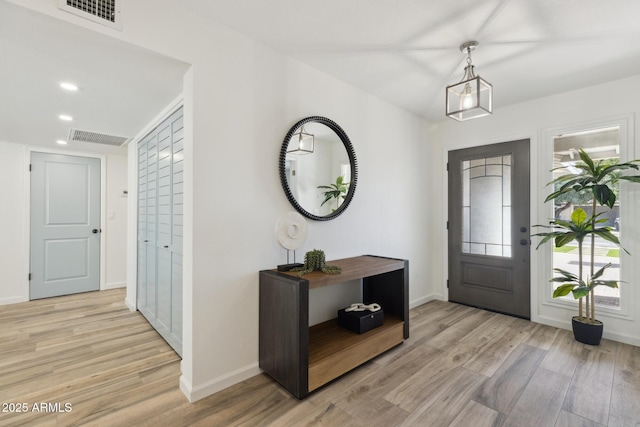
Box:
xmin=520 ymin=226 xmax=527 ymax=232
xmin=520 ymin=239 xmax=529 ymax=246
xmin=92 ymin=229 xmax=99 ymax=234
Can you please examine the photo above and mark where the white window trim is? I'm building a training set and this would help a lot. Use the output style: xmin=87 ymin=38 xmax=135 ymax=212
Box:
xmin=537 ymin=114 xmax=636 ymax=321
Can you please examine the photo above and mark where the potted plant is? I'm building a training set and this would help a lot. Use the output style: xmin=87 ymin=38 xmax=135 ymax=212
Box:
xmin=318 ymin=175 xmax=349 ymax=212
xmin=535 ymin=149 xmax=640 ymax=345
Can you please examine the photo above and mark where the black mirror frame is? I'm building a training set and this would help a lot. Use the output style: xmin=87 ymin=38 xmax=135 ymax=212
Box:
xmin=279 ymin=116 xmax=358 ymax=221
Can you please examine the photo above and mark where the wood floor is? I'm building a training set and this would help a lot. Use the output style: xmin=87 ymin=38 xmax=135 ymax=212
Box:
xmin=1 ymin=289 xmax=639 ymax=426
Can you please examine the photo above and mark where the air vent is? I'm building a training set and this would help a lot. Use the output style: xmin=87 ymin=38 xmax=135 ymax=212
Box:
xmin=68 ymin=129 xmax=130 ymax=146
xmin=58 ymin=0 xmax=122 ymax=30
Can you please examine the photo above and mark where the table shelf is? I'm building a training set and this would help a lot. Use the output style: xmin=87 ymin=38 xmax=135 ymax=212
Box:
xmin=259 ymin=255 xmax=409 ymax=398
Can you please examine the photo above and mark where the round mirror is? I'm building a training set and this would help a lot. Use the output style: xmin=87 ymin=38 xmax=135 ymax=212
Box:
xmin=279 ymin=116 xmax=358 ymax=221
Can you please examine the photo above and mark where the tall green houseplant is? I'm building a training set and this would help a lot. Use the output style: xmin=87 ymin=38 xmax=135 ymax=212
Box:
xmin=535 ymin=149 xmax=640 ymax=344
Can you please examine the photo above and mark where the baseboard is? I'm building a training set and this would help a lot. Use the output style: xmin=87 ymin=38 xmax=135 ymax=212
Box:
xmin=536 ymin=315 xmax=640 ymax=347
xmin=179 ymin=363 xmax=261 ymax=403
xmin=104 ymin=281 xmax=126 ymax=290
xmin=124 ymin=297 xmax=136 ymax=312
xmin=410 ymin=293 xmax=441 ymax=309
xmin=0 ymin=295 xmax=28 ymax=306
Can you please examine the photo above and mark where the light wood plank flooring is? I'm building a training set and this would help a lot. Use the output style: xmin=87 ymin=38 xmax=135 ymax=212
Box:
xmin=1 ymin=289 xmax=639 ymax=426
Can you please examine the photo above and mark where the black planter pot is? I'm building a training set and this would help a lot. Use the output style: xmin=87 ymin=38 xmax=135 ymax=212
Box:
xmin=572 ymin=316 xmax=603 ymax=345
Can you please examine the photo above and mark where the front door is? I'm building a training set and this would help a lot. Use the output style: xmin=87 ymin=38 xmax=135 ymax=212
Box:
xmin=448 ymin=139 xmax=530 ymax=318
xmin=30 ymin=152 xmax=101 ymax=299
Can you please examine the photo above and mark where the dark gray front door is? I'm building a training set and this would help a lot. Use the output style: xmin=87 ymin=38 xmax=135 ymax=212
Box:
xmin=448 ymin=139 xmax=530 ymax=319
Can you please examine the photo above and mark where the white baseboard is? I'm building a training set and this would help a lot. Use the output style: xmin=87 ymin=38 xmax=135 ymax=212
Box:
xmin=536 ymin=315 xmax=640 ymax=347
xmin=179 ymin=363 xmax=262 ymax=403
xmin=410 ymin=293 xmax=441 ymax=309
xmin=104 ymin=281 xmax=126 ymax=290
xmin=0 ymin=295 xmax=28 ymax=306
xmin=124 ymin=297 xmax=136 ymax=312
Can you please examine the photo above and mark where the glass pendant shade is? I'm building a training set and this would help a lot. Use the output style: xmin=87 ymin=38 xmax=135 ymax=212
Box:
xmin=287 ymin=125 xmax=314 ymax=155
xmin=446 ymin=42 xmax=493 ymax=121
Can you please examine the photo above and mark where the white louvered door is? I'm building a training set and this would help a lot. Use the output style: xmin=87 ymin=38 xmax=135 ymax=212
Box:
xmin=137 ymin=107 xmax=183 ymax=356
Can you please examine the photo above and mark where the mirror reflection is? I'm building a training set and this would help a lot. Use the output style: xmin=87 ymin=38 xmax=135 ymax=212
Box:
xmin=279 ymin=117 xmax=357 ymax=221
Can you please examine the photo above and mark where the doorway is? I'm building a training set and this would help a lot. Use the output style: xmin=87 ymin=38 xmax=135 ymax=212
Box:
xmin=30 ymin=152 xmax=101 ymax=299
xmin=448 ymin=139 xmax=531 ymax=318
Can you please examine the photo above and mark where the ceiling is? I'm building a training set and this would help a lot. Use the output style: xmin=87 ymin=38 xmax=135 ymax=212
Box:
xmin=0 ymin=1 xmax=189 ymax=154
xmin=3 ymin=0 xmax=640 ymax=155
xmin=184 ymin=0 xmax=640 ymax=121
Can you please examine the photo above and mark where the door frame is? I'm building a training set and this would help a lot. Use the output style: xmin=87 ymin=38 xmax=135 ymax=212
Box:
xmin=441 ymin=132 xmax=539 ymax=322
xmin=24 ymin=147 xmax=106 ymax=299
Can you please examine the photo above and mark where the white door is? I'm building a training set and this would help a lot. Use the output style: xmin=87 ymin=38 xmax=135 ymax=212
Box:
xmin=137 ymin=107 xmax=183 ymax=356
xmin=30 ymin=152 xmax=101 ymax=299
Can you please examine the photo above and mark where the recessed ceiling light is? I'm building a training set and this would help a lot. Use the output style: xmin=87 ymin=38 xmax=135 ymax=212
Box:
xmin=59 ymin=82 xmax=78 ymax=91
xmin=59 ymin=114 xmax=73 ymax=121
xmin=56 ymin=140 xmax=68 ymax=145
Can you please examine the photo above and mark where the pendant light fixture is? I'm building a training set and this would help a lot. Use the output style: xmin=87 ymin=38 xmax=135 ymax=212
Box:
xmin=287 ymin=124 xmax=315 ymax=155
xmin=446 ymin=41 xmax=493 ymax=121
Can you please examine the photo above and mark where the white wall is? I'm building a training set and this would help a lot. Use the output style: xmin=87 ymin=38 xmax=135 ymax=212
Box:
xmin=0 ymin=141 xmax=27 ymax=305
xmin=0 ymin=140 xmax=128 ymax=303
xmin=9 ymin=0 xmax=432 ymax=402
xmin=181 ymin=40 xmax=431 ymax=401
xmin=104 ymin=154 xmax=128 ymax=288
xmin=427 ymin=74 xmax=640 ymax=346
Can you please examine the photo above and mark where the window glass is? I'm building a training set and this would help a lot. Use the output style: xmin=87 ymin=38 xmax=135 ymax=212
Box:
xmin=552 ymin=126 xmax=621 ymax=308
xmin=461 ymin=155 xmax=512 ymax=257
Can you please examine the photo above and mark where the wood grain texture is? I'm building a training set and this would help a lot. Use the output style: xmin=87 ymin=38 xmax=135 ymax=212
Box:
xmin=276 ymin=255 xmax=405 ymax=289
xmin=503 ymin=367 xmax=572 ymax=427
xmin=473 ymin=343 xmax=547 ymax=414
xmin=562 ymin=346 xmax=616 ymax=425
xmin=1 ymin=291 xmax=639 ymax=426
xmin=308 ymin=317 xmax=403 ymax=391
xmin=449 ymin=400 xmax=505 ymax=427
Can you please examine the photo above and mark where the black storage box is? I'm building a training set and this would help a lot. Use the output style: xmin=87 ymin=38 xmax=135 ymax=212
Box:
xmin=338 ymin=307 xmax=384 ymax=334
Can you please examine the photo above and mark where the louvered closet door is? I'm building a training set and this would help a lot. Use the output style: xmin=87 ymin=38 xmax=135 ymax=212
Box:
xmin=137 ymin=107 xmax=183 ymax=356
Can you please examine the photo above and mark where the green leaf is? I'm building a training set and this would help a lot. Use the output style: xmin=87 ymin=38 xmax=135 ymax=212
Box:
xmin=620 ymin=175 xmax=640 ymax=183
xmin=578 ymin=149 xmax=596 ymax=173
xmin=590 ymin=263 xmax=612 ymax=281
xmin=572 ymin=286 xmax=590 ymax=299
xmin=552 ymin=268 xmax=579 ymax=281
xmin=593 ymin=185 xmax=616 ymax=208
xmin=593 ymin=229 xmax=620 ymax=245
xmin=593 ymin=280 xmax=619 ymax=289
xmin=555 ymin=232 xmax=577 ymax=247
xmin=571 ymin=208 xmax=587 ymax=225
xmin=553 ymin=284 xmax=575 ymax=298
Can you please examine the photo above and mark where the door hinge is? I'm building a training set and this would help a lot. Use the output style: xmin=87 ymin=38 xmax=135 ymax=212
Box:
xmin=446 ymin=221 xmax=449 ymax=230
xmin=446 ymin=162 xmax=449 ymax=172
xmin=29 ymin=164 xmax=32 ymax=172
xmin=447 ymin=279 xmax=449 ymax=288
xmin=28 ymin=273 xmax=31 ymax=281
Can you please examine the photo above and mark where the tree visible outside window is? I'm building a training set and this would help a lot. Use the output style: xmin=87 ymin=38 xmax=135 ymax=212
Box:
xmin=552 ymin=127 xmax=621 ymax=308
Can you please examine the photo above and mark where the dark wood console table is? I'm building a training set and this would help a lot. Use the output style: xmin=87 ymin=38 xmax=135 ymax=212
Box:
xmin=259 ymin=255 xmax=409 ymax=398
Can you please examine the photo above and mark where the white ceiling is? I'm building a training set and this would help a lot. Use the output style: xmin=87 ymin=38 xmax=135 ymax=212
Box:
xmin=0 ymin=1 xmax=189 ymax=154
xmin=185 ymin=0 xmax=640 ymax=121
xmin=3 ymin=0 xmax=640 ymax=155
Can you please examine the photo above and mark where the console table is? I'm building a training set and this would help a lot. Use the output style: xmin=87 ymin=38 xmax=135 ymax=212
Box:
xmin=259 ymin=255 xmax=409 ymax=398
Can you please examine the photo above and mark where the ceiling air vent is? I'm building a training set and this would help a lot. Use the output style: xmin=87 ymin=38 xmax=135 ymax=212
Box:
xmin=58 ymin=0 xmax=122 ymax=31
xmin=69 ymin=129 xmax=130 ymax=146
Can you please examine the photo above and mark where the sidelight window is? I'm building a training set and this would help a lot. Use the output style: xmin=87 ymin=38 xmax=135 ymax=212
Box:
xmin=552 ymin=126 xmax=621 ymax=308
